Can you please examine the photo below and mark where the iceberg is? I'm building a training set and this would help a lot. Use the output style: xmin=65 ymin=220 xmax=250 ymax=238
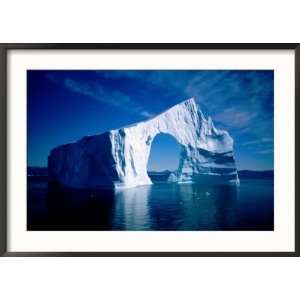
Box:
xmin=48 ymin=98 xmax=239 ymax=189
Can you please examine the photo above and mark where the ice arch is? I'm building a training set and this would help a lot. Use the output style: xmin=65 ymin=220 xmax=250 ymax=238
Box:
xmin=48 ymin=98 xmax=239 ymax=189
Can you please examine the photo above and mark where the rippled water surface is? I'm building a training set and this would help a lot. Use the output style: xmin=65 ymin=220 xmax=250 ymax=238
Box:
xmin=28 ymin=178 xmax=274 ymax=231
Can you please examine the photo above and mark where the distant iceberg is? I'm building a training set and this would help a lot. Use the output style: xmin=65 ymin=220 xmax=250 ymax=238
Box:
xmin=48 ymin=98 xmax=239 ymax=189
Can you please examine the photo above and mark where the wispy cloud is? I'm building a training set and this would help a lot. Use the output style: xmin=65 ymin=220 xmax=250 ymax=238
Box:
xmin=140 ymin=110 xmax=154 ymax=118
xmin=258 ymin=149 xmax=273 ymax=155
xmin=213 ymin=107 xmax=257 ymax=129
xmin=243 ymin=137 xmax=273 ymax=146
xmin=47 ymin=74 xmax=154 ymax=118
xmin=243 ymin=140 xmax=260 ymax=146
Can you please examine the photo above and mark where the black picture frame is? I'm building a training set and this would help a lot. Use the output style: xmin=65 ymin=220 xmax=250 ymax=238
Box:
xmin=0 ymin=43 xmax=299 ymax=257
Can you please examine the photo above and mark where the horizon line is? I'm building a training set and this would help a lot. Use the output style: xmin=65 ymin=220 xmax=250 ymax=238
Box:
xmin=28 ymin=166 xmax=274 ymax=172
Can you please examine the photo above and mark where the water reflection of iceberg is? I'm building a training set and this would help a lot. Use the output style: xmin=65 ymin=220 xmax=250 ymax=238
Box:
xmin=113 ymin=183 xmax=239 ymax=230
xmin=113 ymin=185 xmax=151 ymax=230
xmin=147 ymin=184 xmax=185 ymax=230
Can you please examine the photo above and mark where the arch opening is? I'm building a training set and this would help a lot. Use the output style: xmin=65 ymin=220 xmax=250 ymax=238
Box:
xmin=147 ymin=133 xmax=182 ymax=183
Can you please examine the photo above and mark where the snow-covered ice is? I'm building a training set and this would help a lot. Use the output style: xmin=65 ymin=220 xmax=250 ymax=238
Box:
xmin=48 ymin=98 xmax=239 ymax=188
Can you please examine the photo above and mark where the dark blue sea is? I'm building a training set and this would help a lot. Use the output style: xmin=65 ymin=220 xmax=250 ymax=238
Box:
xmin=27 ymin=174 xmax=274 ymax=231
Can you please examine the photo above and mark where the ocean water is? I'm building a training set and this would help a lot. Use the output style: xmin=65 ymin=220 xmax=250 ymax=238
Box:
xmin=27 ymin=177 xmax=274 ymax=231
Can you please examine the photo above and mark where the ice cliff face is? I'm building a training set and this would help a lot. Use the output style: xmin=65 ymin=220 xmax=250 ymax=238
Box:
xmin=48 ymin=98 xmax=239 ymax=189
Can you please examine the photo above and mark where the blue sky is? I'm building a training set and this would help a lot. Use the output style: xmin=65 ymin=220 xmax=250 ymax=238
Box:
xmin=28 ymin=70 xmax=274 ymax=170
